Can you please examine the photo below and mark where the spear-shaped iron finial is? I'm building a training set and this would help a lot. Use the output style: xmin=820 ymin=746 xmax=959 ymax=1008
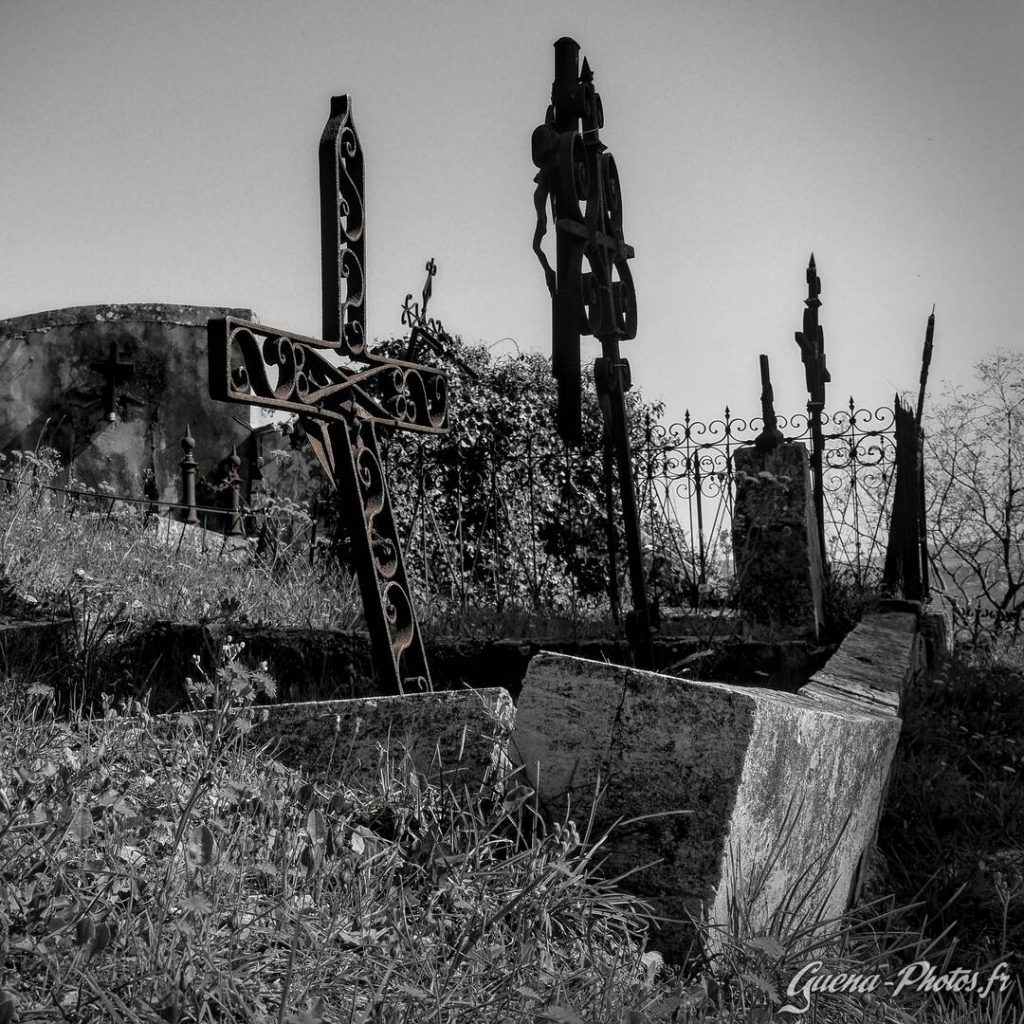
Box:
xmin=796 ymin=253 xmax=829 ymax=404
xmin=421 ymin=257 xmax=436 ymax=319
xmin=915 ymin=306 xmax=936 ymax=427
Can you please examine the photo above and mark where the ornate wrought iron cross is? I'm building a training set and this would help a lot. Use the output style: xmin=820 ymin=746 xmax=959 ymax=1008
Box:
xmin=208 ymin=95 xmax=448 ymax=694
xmin=531 ymin=38 xmax=653 ymax=668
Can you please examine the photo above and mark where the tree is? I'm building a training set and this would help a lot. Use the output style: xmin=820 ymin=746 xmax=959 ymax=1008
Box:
xmin=374 ymin=333 xmax=668 ymax=619
xmin=925 ymin=351 xmax=1024 ymax=644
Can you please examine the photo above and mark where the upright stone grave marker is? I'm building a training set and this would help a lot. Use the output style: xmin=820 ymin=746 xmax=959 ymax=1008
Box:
xmin=208 ymin=96 xmax=449 ymax=695
xmin=732 ymin=355 xmax=825 ymax=640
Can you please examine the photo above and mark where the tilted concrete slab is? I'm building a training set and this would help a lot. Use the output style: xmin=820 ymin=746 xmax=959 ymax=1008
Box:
xmin=512 ymin=647 xmax=903 ymax=959
xmin=159 ymin=687 xmax=515 ymax=794
xmin=800 ymin=611 xmax=919 ymax=714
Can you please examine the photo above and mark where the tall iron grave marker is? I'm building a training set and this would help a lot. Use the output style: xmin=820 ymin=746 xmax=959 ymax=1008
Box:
xmin=208 ymin=96 xmax=449 ymax=694
xmin=531 ymin=37 xmax=654 ymax=668
xmin=794 ymin=254 xmax=831 ymax=572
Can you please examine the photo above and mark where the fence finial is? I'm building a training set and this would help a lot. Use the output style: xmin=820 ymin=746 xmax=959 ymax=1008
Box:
xmin=227 ymin=445 xmax=243 ymax=537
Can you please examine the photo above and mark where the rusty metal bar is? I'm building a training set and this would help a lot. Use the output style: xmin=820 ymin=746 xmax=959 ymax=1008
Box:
xmin=794 ymin=254 xmax=831 ymax=572
xmin=753 ymin=354 xmax=784 ymax=454
xmin=180 ymin=425 xmax=198 ymax=525
xmin=916 ymin=307 xmax=935 ymax=599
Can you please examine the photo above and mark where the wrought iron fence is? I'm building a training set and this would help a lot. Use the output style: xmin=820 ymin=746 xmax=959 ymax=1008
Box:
xmin=1 ymin=398 xmax=897 ymax=623
xmin=380 ymin=398 xmax=897 ymax=620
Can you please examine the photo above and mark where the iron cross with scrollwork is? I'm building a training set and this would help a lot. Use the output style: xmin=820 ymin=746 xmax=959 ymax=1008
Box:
xmin=208 ymin=95 xmax=448 ymax=695
xmin=531 ymin=37 xmax=653 ymax=668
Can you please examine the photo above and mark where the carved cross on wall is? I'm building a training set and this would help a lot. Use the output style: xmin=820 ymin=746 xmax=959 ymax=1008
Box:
xmin=207 ymin=95 xmax=449 ymax=694
xmin=91 ymin=340 xmax=135 ymax=422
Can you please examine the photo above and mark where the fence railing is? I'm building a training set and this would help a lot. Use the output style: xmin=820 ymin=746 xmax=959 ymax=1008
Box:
xmin=639 ymin=399 xmax=898 ymax=588
xmin=378 ymin=398 xmax=897 ymax=619
xmin=2 ymin=398 xmax=897 ymax=621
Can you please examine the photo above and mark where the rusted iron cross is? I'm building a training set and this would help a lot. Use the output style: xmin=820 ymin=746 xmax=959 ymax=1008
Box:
xmin=207 ymin=96 xmax=448 ymax=694
xmin=794 ymin=254 xmax=830 ymax=570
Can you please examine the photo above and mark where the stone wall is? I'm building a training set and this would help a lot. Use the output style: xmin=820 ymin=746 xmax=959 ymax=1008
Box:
xmin=0 ymin=304 xmax=256 ymax=504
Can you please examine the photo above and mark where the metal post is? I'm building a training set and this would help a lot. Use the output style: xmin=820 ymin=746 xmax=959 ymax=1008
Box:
xmin=227 ymin=446 xmax=244 ymax=537
xmin=418 ymin=440 xmax=428 ymax=596
xmin=915 ymin=308 xmax=935 ymax=601
xmin=180 ymin=425 xmax=198 ymax=525
xmin=847 ymin=397 xmax=864 ymax=586
xmin=531 ymin=37 xmax=653 ymax=668
xmin=795 ymin=254 xmax=830 ymax=571
xmin=644 ymin=410 xmax=657 ymax=619
xmin=603 ymin=357 xmax=653 ymax=663
xmin=693 ymin=454 xmax=706 ymax=590
xmin=526 ymin=435 xmax=539 ymax=608
xmin=601 ymin=391 xmax=622 ymax=624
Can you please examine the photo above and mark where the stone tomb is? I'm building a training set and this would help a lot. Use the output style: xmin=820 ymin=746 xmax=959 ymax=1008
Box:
xmin=162 ymin=688 xmax=516 ymax=794
xmin=513 ymin=610 xmax=917 ymax=957
xmin=0 ymin=303 xmax=257 ymax=503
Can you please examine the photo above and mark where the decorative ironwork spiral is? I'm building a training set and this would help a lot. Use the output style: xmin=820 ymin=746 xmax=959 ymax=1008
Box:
xmin=209 ymin=319 xmax=448 ymax=435
xmin=320 ymin=95 xmax=367 ymax=361
xmin=382 ymin=581 xmax=415 ymax=652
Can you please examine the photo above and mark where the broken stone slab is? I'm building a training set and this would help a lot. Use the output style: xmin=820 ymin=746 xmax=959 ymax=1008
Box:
xmin=918 ymin=602 xmax=953 ymax=669
xmin=0 ymin=617 xmax=74 ymax=687
xmin=158 ymin=687 xmax=516 ymax=794
xmin=512 ymin=651 xmax=901 ymax=959
xmin=800 ymin=611 xmax=918 ymax=715
xmin=146 ymin=516 xmax=252 ymax=556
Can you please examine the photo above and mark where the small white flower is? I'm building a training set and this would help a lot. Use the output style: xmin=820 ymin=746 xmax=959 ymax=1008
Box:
xmin=639 ymin=950 xmax=664 ymax=987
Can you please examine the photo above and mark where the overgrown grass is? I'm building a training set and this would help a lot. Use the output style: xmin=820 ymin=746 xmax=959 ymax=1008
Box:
xmin=0 ymin=650 xmax=672 ymax=1023
xmin=0 ymin=477 xmax=363 ymax=632
xmin=0 ymin=472 xmax=619 ymax=642
xmin=3 ymin=652 xmax=1021 ymax=1024
xmin=2 ymin=461 xmax=1022 ymax=1021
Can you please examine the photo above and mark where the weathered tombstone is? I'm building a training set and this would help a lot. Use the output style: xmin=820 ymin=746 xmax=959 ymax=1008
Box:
xmin=0 ymin=303 xmax=256 ymax=501
xmin=208 ymin=96 xmax=448 ymax=695
xmin=733 ymin=356 xmax=825 ymax=640
xmin=530 ymin=37 xmax=654 ymax=667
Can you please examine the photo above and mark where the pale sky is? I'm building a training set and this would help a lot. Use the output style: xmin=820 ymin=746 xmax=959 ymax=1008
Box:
xmin=2 ymin=0 xmax=1021 ymax=430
